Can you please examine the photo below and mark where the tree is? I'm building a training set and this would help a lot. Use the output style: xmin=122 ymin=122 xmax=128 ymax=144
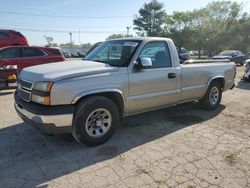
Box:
xmin=106 ymin=33 xmax=124 ymax=40
xmin=81 ymin=43 xmax=92 ymax=51
xmin=198 ymin=1 xmax=243 ymax=56
xmin=44 ymin=36 xmax=54 ymax=47
xmin=163 ymin=11 xmax=194 ymax=52
xmin=133 ymin=0 xmax=247 ymax=57
xmin=133 ymin=0 xmax=166 ymax=36
xmin=163 ymin=1 xmax=244 ymax=57
xmin=229 ymin=16 xmax=250 ymax=53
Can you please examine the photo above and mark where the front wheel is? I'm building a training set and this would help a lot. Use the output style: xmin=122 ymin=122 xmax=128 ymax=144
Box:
xmin=199 ymin=81 xmax=222 ymax=111
xmin=72 ymin=96 xmax=119 ymax=146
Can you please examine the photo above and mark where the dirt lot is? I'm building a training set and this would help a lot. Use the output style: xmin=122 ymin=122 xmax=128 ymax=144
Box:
xmin=0 ymin=66 xmax=249 ymax=188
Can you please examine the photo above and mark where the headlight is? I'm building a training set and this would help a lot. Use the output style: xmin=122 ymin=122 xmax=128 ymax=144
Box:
xmin=33 ymin=81 xmax=53 ymax=92
xmin=32 ymin=81 xmax=53 ymax=105
xmin=31 ymin=94 xmax=50 ymax=105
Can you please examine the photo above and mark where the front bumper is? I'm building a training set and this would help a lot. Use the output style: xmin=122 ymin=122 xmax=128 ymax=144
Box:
xmin=14 ymin=91 xmax=74 ymax=134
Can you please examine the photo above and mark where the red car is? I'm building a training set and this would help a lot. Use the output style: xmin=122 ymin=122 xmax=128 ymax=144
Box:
xmin=0 ymin=46 xmax=65 ymax=73
xmin=0 ymin=30 xmax=28 ymax=48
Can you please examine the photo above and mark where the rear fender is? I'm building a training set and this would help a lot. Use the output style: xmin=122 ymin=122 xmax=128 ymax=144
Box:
xmin=201 ymin=76 xmax=225 ymax=98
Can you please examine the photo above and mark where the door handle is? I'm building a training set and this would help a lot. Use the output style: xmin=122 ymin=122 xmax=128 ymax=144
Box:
xmin=168 ymin=73 xmax=176 ymax=79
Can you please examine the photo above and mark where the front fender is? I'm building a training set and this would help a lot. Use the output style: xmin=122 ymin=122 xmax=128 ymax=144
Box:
xmin=71 ymin=88 xmax=126 ymax=116
xmin=71 ymin=88 xmax=125 ymax=104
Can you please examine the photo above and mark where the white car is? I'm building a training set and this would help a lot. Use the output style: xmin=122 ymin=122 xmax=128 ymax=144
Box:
xmin=243 ymin=59 xmax=250 ymax=81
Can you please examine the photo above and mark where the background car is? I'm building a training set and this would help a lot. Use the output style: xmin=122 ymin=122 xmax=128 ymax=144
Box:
xmin=212 ymin=50 xmax=246 ymax=65
xmin=61 ymin=51 xmax=71 ymax=58
xmin=71 ymin=52 xmax=79 ymax=58
xmin=77 ymin=52 xmax=86 ymax=58
xmin=243 ymin=59 xmax=250 ymax=81
xmin=0 ymin=46 xmax=65 ymax=73
xmin=0 ymin=30 xmax=28 ymax=48
xmin=176 ymin=47 xmax=190 ymax=63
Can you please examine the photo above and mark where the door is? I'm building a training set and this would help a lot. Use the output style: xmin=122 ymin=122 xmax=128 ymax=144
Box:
xmin=0 ymin=47 xmax=21 ymax=67
xmin=128 ymin=41 xmax=178 ymax=114
xmin=19 ymin=47 xmax=47 ymax=70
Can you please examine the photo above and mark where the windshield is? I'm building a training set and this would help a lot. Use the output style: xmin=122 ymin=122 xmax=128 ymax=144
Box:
xmin=84 ymin=40 xmax=141 ymax=67
xmin=219 ymin=51 xmax=235 ymax=56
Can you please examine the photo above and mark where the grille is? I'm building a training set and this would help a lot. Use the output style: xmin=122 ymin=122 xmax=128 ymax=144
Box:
xmin=18 ymin=79 xmax=33 ymax=90
xmin=18 ymin=89 xmax=31 ymax=102
xmin=18 ymin=79 xmax=33 ymax=102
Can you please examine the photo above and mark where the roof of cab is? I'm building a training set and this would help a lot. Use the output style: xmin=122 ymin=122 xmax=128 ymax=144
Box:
xmin=107 ymin=37 xmax=172 ymax=42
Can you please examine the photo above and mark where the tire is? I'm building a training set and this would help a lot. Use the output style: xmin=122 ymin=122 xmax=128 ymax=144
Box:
xmin=199 ymin=81 xmax=222 ymax=111
xmin=72 ymin=96 xmax=119 ymax=146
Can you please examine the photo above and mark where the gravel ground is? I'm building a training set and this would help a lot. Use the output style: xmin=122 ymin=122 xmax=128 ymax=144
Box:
xmin=0 ymin=66 xmax=249 ymax=188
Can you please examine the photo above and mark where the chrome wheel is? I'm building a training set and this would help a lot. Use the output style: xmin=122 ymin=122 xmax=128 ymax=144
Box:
xmin=85 ymin=108 xmax=112 ymax=138
xmin=209 ymin=86 xmax=219 ymax=105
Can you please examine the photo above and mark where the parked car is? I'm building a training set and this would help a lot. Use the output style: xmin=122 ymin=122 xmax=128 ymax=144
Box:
xmin=212 ymin=50 xmax=246 ymax=65
xmin=0 ymin=30 xmax=28 ymax=48
xmin=77 ymin=52 xmax=86 ymax=58
xmin=71 ymin=52 xmax=79 ymax=58
xmin=243 ymin=59 xmax=250 ymax=81
xmin=0 ymin=46 xmax=65 ymax=73
xmin=14 ymin=37 xmax=236 ymax=146
xmin=0 ymin=67 xmax=17 ymax=90
xmin=176 ymin=47 xmax=190 ymax=63
xmin=62 ymin=51 xmax=71 ymax=58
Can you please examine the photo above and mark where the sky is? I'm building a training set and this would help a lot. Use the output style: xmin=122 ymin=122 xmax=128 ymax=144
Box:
xmin=0 ymin=0 xmax=249 ymax=45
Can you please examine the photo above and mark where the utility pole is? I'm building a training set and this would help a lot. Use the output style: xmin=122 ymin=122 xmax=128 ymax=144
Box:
xmin=126 ymin=26 xmax=131 ymax=37
xmin=69 ymin=32 xmax=72 ymax=54
xmin=78 ymin=28 xmax=81 ymax=45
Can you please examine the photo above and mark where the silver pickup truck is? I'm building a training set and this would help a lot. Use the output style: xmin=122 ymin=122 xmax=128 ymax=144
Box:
xmin=14 ymin=37 xmax=236 ymax=146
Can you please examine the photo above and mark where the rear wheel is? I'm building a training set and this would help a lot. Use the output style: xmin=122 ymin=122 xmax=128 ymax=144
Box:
xmin=72 ymin=96 xmax=119 ymax=146
xmin=199 ymin=81 xmax=222 ymax=111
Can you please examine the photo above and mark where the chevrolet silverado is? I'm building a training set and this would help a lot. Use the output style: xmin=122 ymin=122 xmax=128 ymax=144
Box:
xmin=14 ymin=37 xmax=236 ymax=146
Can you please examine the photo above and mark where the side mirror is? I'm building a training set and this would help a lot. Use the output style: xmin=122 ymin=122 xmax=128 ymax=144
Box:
xmin=134 ymin=57 xmax=152 ymax=69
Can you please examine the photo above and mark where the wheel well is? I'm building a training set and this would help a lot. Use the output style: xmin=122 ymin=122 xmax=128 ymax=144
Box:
xmin=75 ymin=92 xmax=125 ymax=118
xmin=211 ymin=78 xmax=225 ymax=89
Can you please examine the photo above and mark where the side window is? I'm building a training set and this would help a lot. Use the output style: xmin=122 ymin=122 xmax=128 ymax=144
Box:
xmin=0 ymin=32 xmax=10 ymax=39
xmin=139 ymin=42 xmax=172 ymax=68
xmin=23 ymin=48 xmax=45 ymax=57
xmin=0 ymin=47 xmax=20 ymax=59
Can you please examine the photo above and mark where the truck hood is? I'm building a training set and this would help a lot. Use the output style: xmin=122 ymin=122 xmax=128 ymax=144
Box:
xmin=19 ymin=60 xmax=118 ymax=82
